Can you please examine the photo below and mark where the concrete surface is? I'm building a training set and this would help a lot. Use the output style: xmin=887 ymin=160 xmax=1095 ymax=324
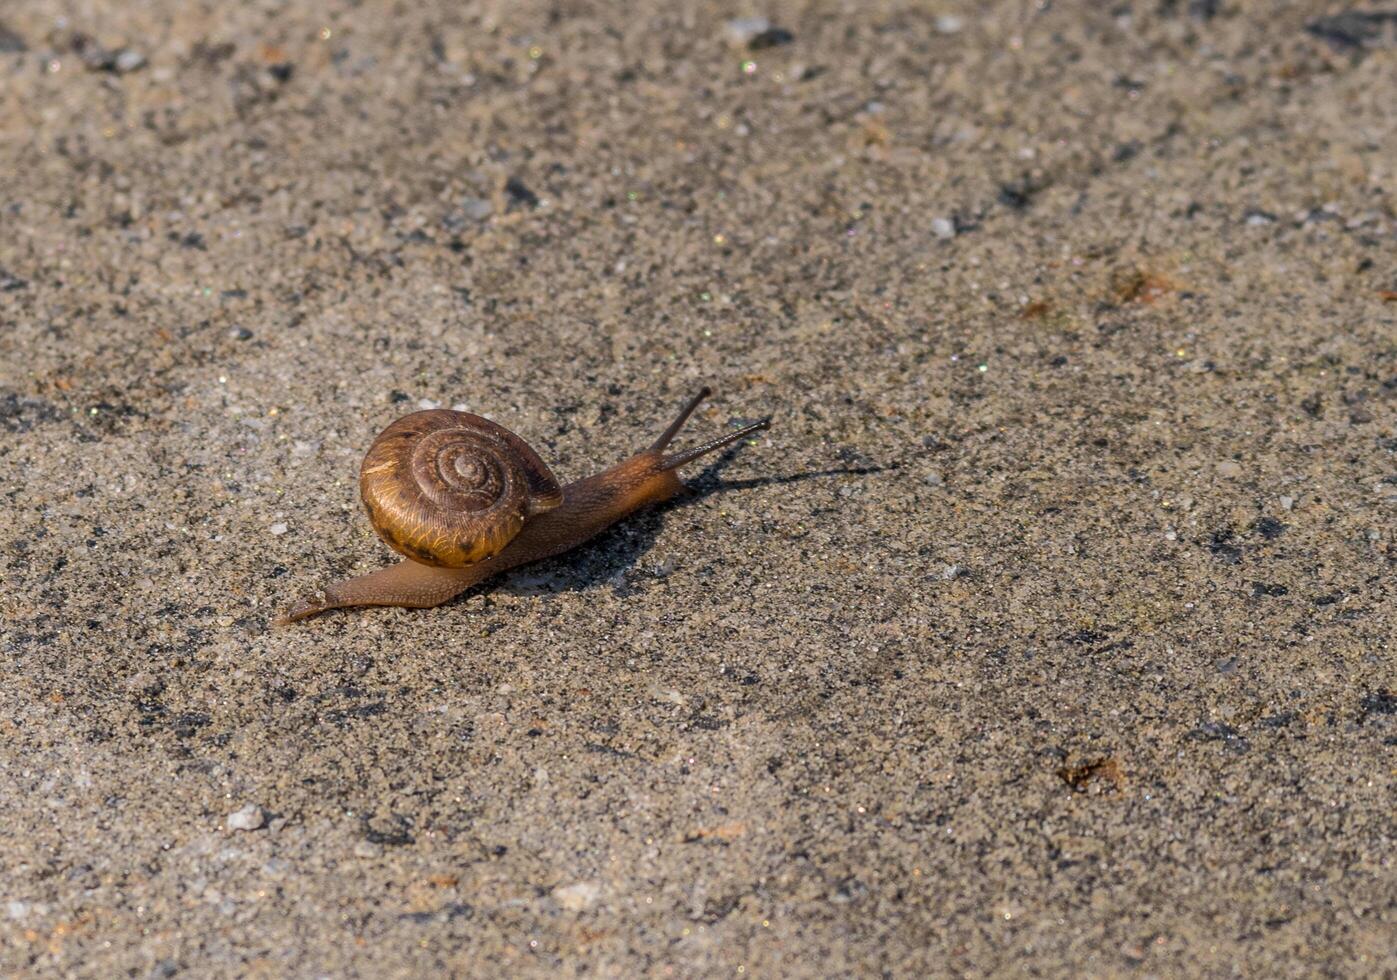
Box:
xmin=1 ymin=1 xmax=1394 ymax=976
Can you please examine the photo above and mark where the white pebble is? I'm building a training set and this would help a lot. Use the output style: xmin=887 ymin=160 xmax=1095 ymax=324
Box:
xmin=931 ymin=217 xmax=955 ymax=240
xmin=1216 ymin=461 xmax=1242 ymax=479
xmin=552 ymin=880 xmax=601 ymax=911
xmin=418 ymin=398 xmax=441 ymax=410
xmin=724 ymin=17 xmax=770 ymax=46
xmin=6 ymin=900 xmax=31 ymax=921
xmin=936 ymin=15 xmax=964 ymax=33
xmin=114 ymin=49 xmax=146 ymax=73
xmin=1279 ymin=495 xmax=1295 ymax=511
xmin=940 ymin=564 xmax=961 ymax=580
xmin=269 ymin=522 xmax=288 ymax=536
xmin=226 ymin=804 xmax=266 ymax=831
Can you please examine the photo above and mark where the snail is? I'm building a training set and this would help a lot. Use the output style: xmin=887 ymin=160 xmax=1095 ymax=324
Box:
xmin=277 ymin=388 xmax=770 ymax=623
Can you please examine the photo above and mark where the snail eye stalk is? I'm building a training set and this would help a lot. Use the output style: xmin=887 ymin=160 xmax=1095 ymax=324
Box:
xmin=659 ymin=418 xmax=771 ymax=472
xmin=647 ymin=388 xmax=769 ymax=471
xmin=649 ymin=387 xmax=712 ymax=453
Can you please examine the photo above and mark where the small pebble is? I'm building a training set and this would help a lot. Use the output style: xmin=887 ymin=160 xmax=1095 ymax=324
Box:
xmin=1216 ymin=460 xmax=1243 ymax=478
xmin=748 ymin=26 xmax=795 ymax=50
xmin=7 ymin=900 xmax=31 ymax=921
xmin=931 ymin=217 xmax=955 ymax=240
xmin=459 ymin=197 xmax=493 ymax=221
xmin=1279 ymin=495 xmax=1295 ymax=511
xmin=553 ymin=880 xmax=601 ymax=911
xmin=936 ymin=15 xmax=965 ymax=33
xmin=269 ymin=522 xmax=288 ymax=536
xmin=940 ymin=564 xmax=962 ymax=580
xmin=227 ymin=804 xmax=265 ymax=831
xmin=724 ymin=17 xmax=770 ymax=46
xmin=113 ymin=49 xmax=146 ymax=73
xmin=229 ymin=326 xmax=253 ymax=341
xmin=418 ymin=398 xmax=441 ymax=410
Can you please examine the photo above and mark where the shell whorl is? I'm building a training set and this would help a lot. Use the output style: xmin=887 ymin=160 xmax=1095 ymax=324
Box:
xmin=359 ymin=410 xmax=563 ymax=568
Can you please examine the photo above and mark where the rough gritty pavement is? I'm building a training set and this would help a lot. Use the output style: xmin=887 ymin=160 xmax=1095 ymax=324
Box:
xmin=2 ymin=1 xmax=1395 ymax=976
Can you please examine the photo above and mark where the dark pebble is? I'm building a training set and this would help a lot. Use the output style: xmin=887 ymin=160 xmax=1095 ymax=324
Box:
xmin=749 ymin=27 xmax=795 ymax=50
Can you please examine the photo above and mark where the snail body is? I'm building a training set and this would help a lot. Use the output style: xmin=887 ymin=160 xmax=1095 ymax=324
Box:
xmin=278 ymin=388 xmax=768 ymax=623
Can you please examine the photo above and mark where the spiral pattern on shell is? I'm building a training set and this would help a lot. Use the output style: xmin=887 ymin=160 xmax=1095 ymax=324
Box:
xmin=359 ymin=410 xmax=564 ymax=568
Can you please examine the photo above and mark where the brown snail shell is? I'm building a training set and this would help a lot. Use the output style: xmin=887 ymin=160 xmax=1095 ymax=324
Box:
xmin=359 ymin=409 xmax=564 ymax=568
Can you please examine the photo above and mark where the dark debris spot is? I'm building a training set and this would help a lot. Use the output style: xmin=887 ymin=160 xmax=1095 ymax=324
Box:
xmin=69 ymin=34 xmax=146 ymax=74
xmin=0 ymin=390 xmax=64 ymax=433
xmin=1360 ymin=689 xmax=1396 ymax=719
xmin=1208 ymin=529 xmax=1242 ymax=564
xmin=362 ymin=817 xmax=414 ymax=846
xmin=0 ymin=20 xmax=27 ymax=52
xmin=400 ymin=903 xmax=473 ymax=924
xmin=0 ymin=268 xmax=26 ymax=290
xmin=748 ymin=27 xmax=795 ymax=49
xmin=505 ymin=177 xmax=539 ymax=210
xmin=584 ymin=742 xmax=635 ymax=759
xmin=170 ymin=712 xmax=210 ymax=738
xmin=1190 ymin=721 xmax=1250 ymax=754
xmin=698 ymin=894 xmax=742 ymax=923
xmin=998 ymin=181 xmax=1034 ymax=210
xmin=324 ymin=702 xmax=386 ymax=724
xmin=1306 ymin=11 xmax=1397 ymax=51
xmin=1254 ymin=517 xmax=1287 ymax=539
xmin=1251 ymin=582 xmax=1289 ymax=597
